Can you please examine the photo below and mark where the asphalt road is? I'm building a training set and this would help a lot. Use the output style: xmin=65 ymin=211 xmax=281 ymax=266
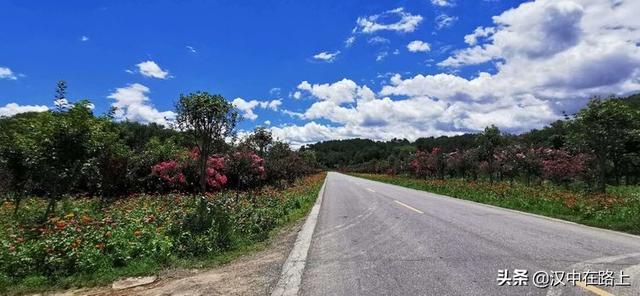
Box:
xmin=299 ymin=172 xmax=640 ymax=296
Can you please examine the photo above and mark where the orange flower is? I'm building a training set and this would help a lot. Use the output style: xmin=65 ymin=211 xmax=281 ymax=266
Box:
xmin=55 ymin=220 xmax=66 ymax=230
xmin=134 ymin=230 xmax=143 ymax=237
xmin=81 ymin=215 xmax=92 ymax=224
xmin=95 ymin=243 xmax=105 ymax=249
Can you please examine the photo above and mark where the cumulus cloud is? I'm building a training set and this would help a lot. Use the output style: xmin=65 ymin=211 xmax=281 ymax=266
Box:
xmin=440 ymin=1 xmax=590 ymax=67
xmin=407 ymin=40 xmax=431 ymax=52
xmin=0 ymin=103 xmax=48 ymax=117
xmin=464 ymin=27 xmax=495 ymax=46
xmin=232 ymin=98 xmax=282 ymax=121
xmin=0 ymin=67 xmax=18 ymax=80
xmin=354 ymin=7 xmax=423 ymax=34
xmin=107 ymin=83 xmax=175 ymax=127
xmin=136 ymin=61 xmax=170 ymax=79
xmin=432 ymin=0 xmax=640 ymax=98
xmin=80 ymin=36 xmax=89 ymax=42
xmin=297 ymin=79 xmax=375 ymax=105
xmin=313 ymin=51 xmax=340 ymax=62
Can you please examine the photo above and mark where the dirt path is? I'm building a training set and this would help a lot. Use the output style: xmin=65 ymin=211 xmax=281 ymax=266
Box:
xmin=49 ymin=221 xmax=302 ymax=296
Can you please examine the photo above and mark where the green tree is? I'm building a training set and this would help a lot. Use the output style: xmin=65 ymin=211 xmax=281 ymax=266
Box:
xmin=568 ymin=98 xmax=640 ymax=192
xmin=477 ymin=125 xmax=504 ymax=183
xmin=175 ymin=92 xmax=239 ymax=193
xmin=246 ymin=126 xmax=273 ymax=157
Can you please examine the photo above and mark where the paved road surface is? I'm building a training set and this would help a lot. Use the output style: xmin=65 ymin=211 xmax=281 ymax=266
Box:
xmin=299 ymin=172 xmax=640 ymax=296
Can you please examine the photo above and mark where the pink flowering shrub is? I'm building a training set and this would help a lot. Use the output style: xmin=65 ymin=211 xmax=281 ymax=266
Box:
xmin=152 ymin=160 xmax=186 ymax=187
xmin=226 ymin=151 xmax=266 ymax=190
xmin=411 ymin=148 xmax=445 ymax=179
xmin=540 ymin=149 xmax=588 ymax=185
xmin=151 ymin=147 xmax=227 ymax=192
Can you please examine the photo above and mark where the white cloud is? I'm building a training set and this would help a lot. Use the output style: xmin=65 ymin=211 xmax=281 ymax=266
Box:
xmin=435 ymin=14 xmax=458 ymax=29
xmin=0 ymin=103 xmax=48 ymax=117
xmin=107 ymin=83 xmax=176 ymax=127
xmin=313 ymin=51 xmax=340 ymax=62
xmin=464 ymin=27 xmax=495 ymax=46
xmin=376 ymin=51 xmax=389 ymax=62
xmin=186 ymin=45 xmax=197 ymax=53
xmin=431 ymin=0 xmax=640 ymax=99
xmin=269 ymin=87 xmax=281 ymax=96
xmin=368 ymin=36 xmax=390 ymax=44
xmin=345 ymin=36 xmax=356 ymax=47
xmin=0 ymin=67 xmax=18 ymax=80
xmin=80 ymin=36 xmax=89 ymax=42
xmin=136 ymin=61 xmax=170 ymax=79
xmin=354 ymin=7 xmax=423 ymax=34
xmin=440 ymin=1 xmax=590 ymax=67
xmin=407 ymin=40 xmax=431 ymax=52
xmin=232 ymin=98 xmax=282 ymax=121
xmin=297 ymin=79 xmax=375 ymax=105
xmin=264 ymin=120 xmax=271 ymax=126
xmin=431 ymin=0 xmax=455 ymax=7
xmin=292 ymin=91 xmax=302 ymax=99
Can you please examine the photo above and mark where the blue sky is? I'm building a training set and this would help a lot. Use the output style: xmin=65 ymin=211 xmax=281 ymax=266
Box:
xmin=2 ymin=0 xmax=640 ymax=146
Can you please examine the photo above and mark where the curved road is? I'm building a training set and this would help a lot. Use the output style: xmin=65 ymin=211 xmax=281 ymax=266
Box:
xmin=299 ymin=173 xmax=640 ymax=296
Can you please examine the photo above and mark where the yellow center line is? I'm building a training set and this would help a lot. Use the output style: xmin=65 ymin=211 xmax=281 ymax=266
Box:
xmin=575 ymin=281 xmax=615 ymax=296
xmin=394 ymin=200 xmax=424 ymax=214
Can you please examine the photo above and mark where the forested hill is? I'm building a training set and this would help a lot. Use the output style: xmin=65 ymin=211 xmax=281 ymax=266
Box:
xmin=303 ymin=94 xmax=640 ymax=171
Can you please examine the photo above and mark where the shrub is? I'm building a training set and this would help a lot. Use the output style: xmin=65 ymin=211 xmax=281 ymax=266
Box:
xmin=151 ymin=148 xmax=227 ymax=193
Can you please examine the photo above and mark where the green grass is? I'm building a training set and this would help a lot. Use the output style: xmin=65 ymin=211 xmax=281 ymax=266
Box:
xmin=0 ymin=173 xmax=325 ymax=295
xmin=351 ymin=173 xmax=640 ymax=235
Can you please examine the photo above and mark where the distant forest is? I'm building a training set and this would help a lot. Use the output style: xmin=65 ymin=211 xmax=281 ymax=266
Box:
xmin=303 ymin=94 xmax=640 ymax=189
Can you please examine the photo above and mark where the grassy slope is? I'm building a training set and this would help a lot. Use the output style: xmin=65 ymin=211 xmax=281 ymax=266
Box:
xmin=352 ymin=173 xmax=640 ymax=235
xmin=1 ymin=173 xmax=326 ymax=295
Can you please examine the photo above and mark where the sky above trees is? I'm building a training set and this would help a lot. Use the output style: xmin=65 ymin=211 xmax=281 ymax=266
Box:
xmin=1 ymin=0 xmax=639 ymax=146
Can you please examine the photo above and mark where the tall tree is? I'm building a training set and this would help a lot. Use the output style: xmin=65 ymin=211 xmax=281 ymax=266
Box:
xmin=246 ymin=127 xmax=273 ymax=157
xmin=477 ymin=125 xmax=504 ymax=183
xmin=175 ymin=92 xmax=239 ymax=193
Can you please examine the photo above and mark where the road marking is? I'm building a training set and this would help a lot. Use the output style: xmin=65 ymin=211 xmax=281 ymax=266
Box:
xmin=546 ymin=252 xmax=640 ymax=296
xmin=272 ymin=177 xmax=327 ymax=296
xmin=366 ymin=188 xmax=375 ymax=193
xmin=575 ymin=281 xmax=615 ymax=296
xmin=394 ymin=200 xmax=424 ymax=214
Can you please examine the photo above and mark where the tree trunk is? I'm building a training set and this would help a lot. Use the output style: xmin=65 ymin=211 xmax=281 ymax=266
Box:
xmin=596 ymin=155 xmax=607 ymax=193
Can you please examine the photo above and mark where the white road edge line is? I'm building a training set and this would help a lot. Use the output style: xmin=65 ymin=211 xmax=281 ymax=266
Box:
xmin=394 ymin=200 xmax=424 ymax=214
xmin=271 ymin=176 xmax=327 ymax=296
xmin=367 ymin=188 xmax=375 ymax=192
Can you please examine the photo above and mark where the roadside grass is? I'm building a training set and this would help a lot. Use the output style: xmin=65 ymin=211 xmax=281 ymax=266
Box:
xmin=351 ymin=173 xmax=640 ymax=235
xmin=0 ymin=173 xmax=325 ymax=295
